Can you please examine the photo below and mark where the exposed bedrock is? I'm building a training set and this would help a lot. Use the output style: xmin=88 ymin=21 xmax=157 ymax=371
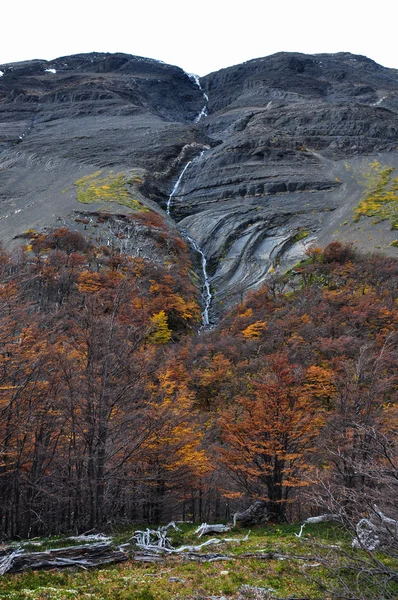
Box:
xmin=166 ymin=52 xmax=398 ymax=312
xmin=0 ymin=52 xmax=207 ymax=245
xmin=1 ymin=51 xmax=398 ymax=314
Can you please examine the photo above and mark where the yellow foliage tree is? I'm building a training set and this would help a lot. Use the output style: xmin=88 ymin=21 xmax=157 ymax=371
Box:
xmin=148 ymin=310 xmax=172 ymax=344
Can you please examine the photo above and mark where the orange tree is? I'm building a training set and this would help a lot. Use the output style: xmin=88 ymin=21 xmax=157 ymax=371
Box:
xmin=218 ymin=353 xmax=326 ymax=522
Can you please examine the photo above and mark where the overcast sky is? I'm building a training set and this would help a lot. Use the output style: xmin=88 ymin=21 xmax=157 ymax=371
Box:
xmin=2 ymin=0 xmax=397 ymax=75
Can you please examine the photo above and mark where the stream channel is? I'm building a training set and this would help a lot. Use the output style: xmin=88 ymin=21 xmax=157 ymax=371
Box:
xmin=166 ymin=76 xmax=212 ymax=326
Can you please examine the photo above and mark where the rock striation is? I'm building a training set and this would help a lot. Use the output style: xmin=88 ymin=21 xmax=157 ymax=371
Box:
xmin=1 ymin=51 xmax=398 ymax=317
xmin=169 ymin=52 xmax=398 ymax=312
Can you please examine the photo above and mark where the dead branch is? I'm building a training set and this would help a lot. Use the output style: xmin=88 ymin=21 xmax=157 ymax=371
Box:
xmin=295 ymin=514 xmax=340 ymax=538
xmin=0 ymin=542 xmax=127 ymax=574
xmin=194 ymin=523 xmax=231 ymax=537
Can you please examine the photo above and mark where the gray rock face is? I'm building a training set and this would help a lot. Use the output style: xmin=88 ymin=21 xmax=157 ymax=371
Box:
xmin=168 ymin=52 xmax=398 ymax=314
xmin=0 ymin=52 xmax=208 ymax=250
xmin=1 ymin=51 xmax=398 ymax=317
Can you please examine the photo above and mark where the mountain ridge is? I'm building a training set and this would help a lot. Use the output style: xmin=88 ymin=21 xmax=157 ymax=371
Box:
xmin=1 ymin=50 xmax=398 ymax=318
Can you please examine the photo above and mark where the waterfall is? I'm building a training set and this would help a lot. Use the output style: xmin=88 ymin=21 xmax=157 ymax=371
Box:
xmin=185 ymin=234 xmax=212 ymax=327
xmin=166 ymin=150 xmax=205 ymax=216
xmin=189 ymin=73 xmax=209 ymax=123
xmin=166 ymin=161 xmax=192 ymax=216
xmin=166 ymin=75 xmax=211 ymax=323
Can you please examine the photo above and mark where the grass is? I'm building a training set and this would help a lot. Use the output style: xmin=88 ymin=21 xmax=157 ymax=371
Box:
xmin=74 ymin=171 xmax=148 ymax=212
xmin=353 ymin=161 xmax=398 ymax=229
xmin=0 ymin=523 xmax=356 ymax=599
xmin=291 ymin=229 xmax=310 ymax=244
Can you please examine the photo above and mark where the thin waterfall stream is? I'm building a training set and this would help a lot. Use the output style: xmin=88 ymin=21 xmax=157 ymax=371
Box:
xmin=184 ymin=233 xmax=212 ymax=326
xmin=166 ymin=148 xmax=212 ymax=326
xmin=166 ymin=161 xmax=192 ymax=216
xmin=189 ymin=74 xmax=209 ymax=123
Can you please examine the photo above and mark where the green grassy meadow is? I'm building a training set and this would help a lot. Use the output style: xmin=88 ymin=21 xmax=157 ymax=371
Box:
xmin=0 ymin=522 xmax=359 ymax=600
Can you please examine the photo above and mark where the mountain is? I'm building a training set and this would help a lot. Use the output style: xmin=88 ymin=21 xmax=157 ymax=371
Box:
xmin=1 ymin=51 xmax=398 ymax=318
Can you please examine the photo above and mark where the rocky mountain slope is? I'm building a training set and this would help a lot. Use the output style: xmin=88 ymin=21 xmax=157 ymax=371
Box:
xmin=1 ymin=51 xmax=397 ymax=318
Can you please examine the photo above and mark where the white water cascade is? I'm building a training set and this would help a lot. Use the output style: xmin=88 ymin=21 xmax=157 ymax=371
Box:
xmin=189 ymin=74 xmax=209 ymax=123
xmin=165 ymin=150 xmax=212 ymax=326
xmin=185 ymin=234 xmax=212 ymax=327
xmin=166 ymin=161 xmax=192 ymax=216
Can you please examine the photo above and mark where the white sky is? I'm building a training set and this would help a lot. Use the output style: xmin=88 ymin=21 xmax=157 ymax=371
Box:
xmin=1 ymin=0 xmax=397 ymax=76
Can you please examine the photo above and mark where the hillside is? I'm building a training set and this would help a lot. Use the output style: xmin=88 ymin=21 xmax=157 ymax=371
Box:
xmin=0 ymin=51 xmax=397 ymax=600
xmin=1 ymin=51 xmax=398 ymax=317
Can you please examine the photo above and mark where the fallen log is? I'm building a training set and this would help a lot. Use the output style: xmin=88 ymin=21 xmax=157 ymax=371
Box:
xmin=295 ymin=514 xmax=340 ymax=538
xmin=240 ymin=551 xmax=319 ymax=562
xmin=133 ymin=531 xmax=250 ymax=556
xmin=131 ymin=521 xmax=179 ymax=549
xmin=182 ymin=552 xmax=233 ymax=563
xmin=194 ymin=523 xmax=231 ymax=538
xmin=0 ymin=542 xmax=127 ymax=575
xmin=132 ymin=552 xmax=164 ymax=563
xmin=0 ymin=549 xmax=23 ymax=576
xmin=67 ymin=533 xmax=111 ymax=543
xmin=233 ymin=500 xmax=269 ymax=526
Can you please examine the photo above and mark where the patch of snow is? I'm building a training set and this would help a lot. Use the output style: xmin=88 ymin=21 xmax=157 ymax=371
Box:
xmin=14 ymin=209 xmax=22 ymax=214
xmin=0 ymin=71 xmax=4 ymax=77
xmin=45 ymin=68 xmax=57 ymax=74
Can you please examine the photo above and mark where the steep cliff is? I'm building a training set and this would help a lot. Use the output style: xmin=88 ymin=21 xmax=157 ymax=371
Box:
xmin=1 ymin=51 xmax=398 ymax=318
xmin=173 ymin=53 xmax=398 ymax=312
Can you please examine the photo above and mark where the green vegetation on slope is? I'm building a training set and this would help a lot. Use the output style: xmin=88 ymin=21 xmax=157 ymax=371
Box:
xmin=74 ymin=170 xmax=148 ymax=211
xmin=354 ymin=161 xmax=398 ymax=229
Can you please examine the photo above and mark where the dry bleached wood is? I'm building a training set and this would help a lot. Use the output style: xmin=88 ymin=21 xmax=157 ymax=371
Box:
xmin=352 ymin=507 xmax=398 ymax=551
xmin=66 ymin=533 xmax=112 ymax=543
xmin=295 ymin=514 xmax=340 ymax=538
xmin=0 ymin=542 xmax=127 ymax=575
xmin=131 ymin=523 xmax=250 ymax=557
xmin=295 ymin=506 xmax=398 ymax=552
xmin=0 ymin=549 xmax=24 ymax=576
xmin=131 ymin=521 xmax=179 ymax=549
xmin=194 ymin=523 xmax=231 ymax=537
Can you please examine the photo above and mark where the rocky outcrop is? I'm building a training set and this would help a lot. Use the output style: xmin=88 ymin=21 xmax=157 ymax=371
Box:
xmin=167 ymin=52 xmax=398 ymax=314
xmin=1 ymin=51 xmax=398 ymax=318
xmin=0 ymin=52 xmax=208 ymax=254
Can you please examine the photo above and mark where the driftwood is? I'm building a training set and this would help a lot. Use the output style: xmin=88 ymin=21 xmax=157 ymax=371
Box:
xmin=295 ymin=514 xmax=340 ymax=538
xmin=134 ymin=537 xmax=223 ymax=554
xmin=194 ymin=523 xmax=231 ymax=537
xmin=295 ymin=506 xmax=398 ymax=552
xmin=233 ymin=500 xmax=269 ymax=526
xmin=132 ymin=552 xmax=164 ymax=563
xmin=131 ymin=521 xmax=179 ymax=550
xmin=352 ymin=507 xmax=398 ymax=551
xmin=182 ymin=552 xmax=233 ymax=562
xmin=67 ymin=533 xmax=111 ymax=543
xmin=131 ymin=523 xmax=250 ymax=561
xmin=0 ymin=542 xmax=127 ymax=575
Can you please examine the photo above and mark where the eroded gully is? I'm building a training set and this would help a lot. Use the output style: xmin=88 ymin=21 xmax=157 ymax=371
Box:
xmin=166 ymin=76 xmax=212 ymax=326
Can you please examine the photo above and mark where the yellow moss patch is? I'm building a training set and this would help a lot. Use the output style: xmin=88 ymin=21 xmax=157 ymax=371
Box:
xmin=74 ymin=171 xmax=148 ymax=211
xmin=354 ymin=161 xmax=398 ymax=229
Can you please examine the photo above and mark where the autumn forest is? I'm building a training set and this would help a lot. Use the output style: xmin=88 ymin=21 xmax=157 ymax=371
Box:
xmin=0 ymin=224 xmax=397 ymax=542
